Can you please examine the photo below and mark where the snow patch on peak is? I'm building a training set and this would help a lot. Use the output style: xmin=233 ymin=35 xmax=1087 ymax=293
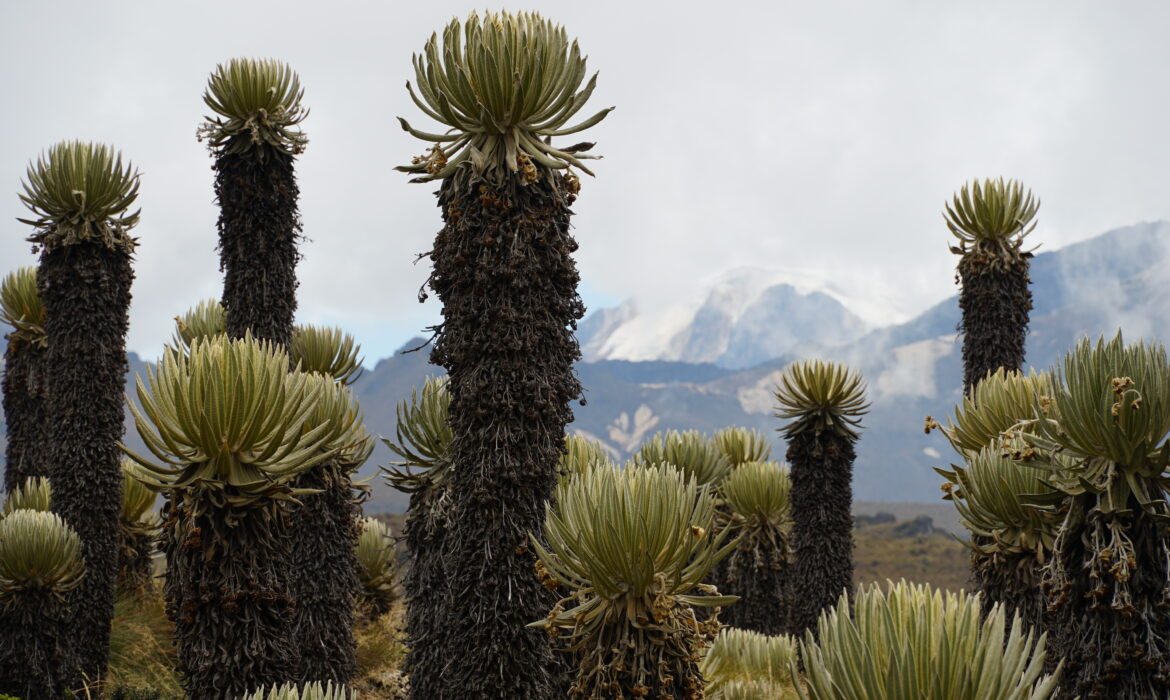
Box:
xmin=580 ymin=266 xmax=883 ymax=368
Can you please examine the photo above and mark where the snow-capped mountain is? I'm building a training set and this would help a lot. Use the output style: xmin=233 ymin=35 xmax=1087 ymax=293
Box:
xmin=578 ymin=268 xmax=870 ymax=369
xmin=6 ymin=221 xmax=1170 ymax=512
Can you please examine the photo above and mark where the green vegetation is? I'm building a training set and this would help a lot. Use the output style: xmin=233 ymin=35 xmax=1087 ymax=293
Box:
xmin=532 ymin=464 xmax=735 ymax=698
xmin=2 ymin=475 xmax=50 ymax=514
xmin=355 ymin=516 xmax=398 ymax=621
xmin=21 ymin=140 xmax=140 ymax=686
xmin=1022 ymin=334 xmax=1170 ymax=697
xmin=290 ymin=325 xmax=364 ymax=385
xmin=287 ymin=374 xmax=372 ymax=686
xmin=0 ymin=267 xmax=47 ymax=493
xmin=929 ymin=369 xmax=1060 ymax=630
xmin=718 ymin=461 xmax=792 ymax=634
xmin=125 ymin=336 xmax=336 ymax=698
xmin=775 ymin=359 xmax=869 ymax=638
xmin=0 ymin=510 xmax=85 ymax=698
xmin=713 ymin=426 xmax=774 ymax=468
xmin=172 ymin=298 xmax=225 ymax=350
xmin=632 ymin=429 xmax=732 ymax=487
xmin=117 ymin=462 xmax=159 ymax=596
xmin=701 ymin=627 xmax=798 ymax=699
xmin=397 ymin=10 xmax=611 ymax=697
xmin=558 ymin=434 xmax=615 ymax=482
xmin=945 ymin=178 xmax=1038 ymax=394
xmin=396 ymin=11 xmax=612 ymax=187
xmin=5 ymin=16 xmax=1170 ymax=700
xmin=200 ymin=58 xmax=306 ymax=348
xmin=796 ymin=581 xmax=1059 ymax=699
xmin=241 ymin=681 xmax=351 ymax=700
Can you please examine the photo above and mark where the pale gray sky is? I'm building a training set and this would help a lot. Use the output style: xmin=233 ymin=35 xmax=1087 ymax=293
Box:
xmin=2 ymin=1 xmax=1168 ymax=363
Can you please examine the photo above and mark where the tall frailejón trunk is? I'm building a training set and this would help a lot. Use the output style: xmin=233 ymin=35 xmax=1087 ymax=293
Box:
xmin=168 ymin=494 xmax=295 ymax=699
xmin=786 ymin=431 xmax=855 ymax=638
xmin=215 ymin=145 xmax=300 ymax=349
xmin=39 ymin=242 xmax=132 ymax=685
xmin=424 ymin=175 xmax=584 ymax=699
xmin=958 ymin=253 xmax=1032 ymax=394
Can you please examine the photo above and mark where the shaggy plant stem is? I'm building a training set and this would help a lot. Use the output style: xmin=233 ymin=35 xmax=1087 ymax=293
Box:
xmin=787 ymin=431 xmax=855 ymax=638
xmin=2 ymin=340 xmax=48 ymax=493
xmin=423 ymin=175 xmax=583 ymax=699
xmin=40 ymin=242 xmax=133 ymax=686
xmin=166 ymin=493 xmax=295 ymax=699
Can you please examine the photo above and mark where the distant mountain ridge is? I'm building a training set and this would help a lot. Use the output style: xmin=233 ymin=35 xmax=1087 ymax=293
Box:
xmin=4 ymin=221 xmax=1169 ymax=513
xmin=577 ymin=268 xmax=871 ymax=369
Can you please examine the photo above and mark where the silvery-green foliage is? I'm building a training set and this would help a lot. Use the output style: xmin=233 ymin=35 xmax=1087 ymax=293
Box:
xmin=199 ymin=58 xmax=308 ymax=156
xmin=944 ymin=178 xmax=1039 ymax=265
xmin=396 ymin=11 xmax=612 ymax=186
xmin=929 ymin=368 xmax=1052 ymax=457
xmin=240 ymin=680 xmax=353 ymax=699
xmin=631 ymin=429 xmax=730 ymax=487
xmin=0 ymin=267 xmax=45 ymax=345
xmin=173 ymin=299 xmax=226 ymax=350
xmin=123 ymin=335 xmax=336 ymax=506
xmin=701 ymin=627 xmax=796 ymax=698
xmin=18 ymin=141 xmax=140 ymax=252
xmin=713 ymin=427 xmax=773 ymax=468
xmin=0 ymin=510 xmax=84 ymax=597
xmin=774 ymin=360 xmax=869 ymax=440
xmin=795 ymin=581 xmax=1060 ymax=700
xmin=532 ymin=464 xmax=736 ymax=697
xmin=381 ymin=376 xmax=453 ymax=494
xmin=355 ymin=517 xmax=398 ymax=617
xmin=291 ymin=325 xmax=363 ymax=386
xmin=2 ymin=477 xmax=51 ymax=515
xmin=557 ymin=433 xmax=614 ymax=483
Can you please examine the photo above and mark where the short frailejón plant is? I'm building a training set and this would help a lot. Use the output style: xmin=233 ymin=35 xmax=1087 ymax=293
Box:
xmin=1 ymin=476 xmax=50 ymax=515
xmin=200 ymin=58 xmax=307 ymax=349
xmin=1 ymin=267 xmax=48 ymax=493
xmin=20 ymin=140 xmax=140 ymax=684
xmin=290 ymin=324 xmax=364 ymax=385
xmin=718 ymin=461 xmax=792 ymax=635
xmin=242 ymin=681 xmax=352 ymax=700
xmin=117 ymin=461 xmax=159 ymax=596
xmin=795 ymin=581 xmax=1060 ymax=700
xmin=944 ymin=178 xmax=1038 ymax=394
xmin=935 ymin=439 xmax=1062 ymax=641
xmin=124 ymin=335 xmax=336 ymax=699
xmin=355 ymin=516 xmax=399 ymax=621
xmin=774 ymin=359 xmax=868 ymax=638
xmin=713 ymin=426 xmax=773 ymax=468
xmin=0 ymin=510 xmax=86 ymax=699
xmin=558 ymin=433 xmax=615 ymax=483
xmin=929 ymin=369 xmax=1061 ymax=632
xmin=631 ymin=429 xmax=731 ymax=488
xmin=1023 ymin=334 xmax=1170 ymax=698
xmin=531 ymin=464 xmax=736 ymax=699
xmin=381 ymin=376 xmax=453 ymax=699
xmin=172 ymin=298 xmax=226 ymax=350
xmin=398 ymin=11 xmax=611 ymax=697
xmin=700 ymin=627 xmax=797 ymax=700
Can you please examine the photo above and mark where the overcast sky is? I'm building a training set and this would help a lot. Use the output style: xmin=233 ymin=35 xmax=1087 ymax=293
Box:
xmin=2 ymin=1 xmax=1168 ymax=364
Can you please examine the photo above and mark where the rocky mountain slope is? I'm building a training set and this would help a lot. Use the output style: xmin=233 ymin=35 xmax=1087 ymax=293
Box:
xmin=4 ymin=221 xmax=1168 ymax=512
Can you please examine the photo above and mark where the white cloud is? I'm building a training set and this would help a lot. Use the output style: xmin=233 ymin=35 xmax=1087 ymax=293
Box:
xmin=2 ymin=0 xmax=1169 ymax=363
